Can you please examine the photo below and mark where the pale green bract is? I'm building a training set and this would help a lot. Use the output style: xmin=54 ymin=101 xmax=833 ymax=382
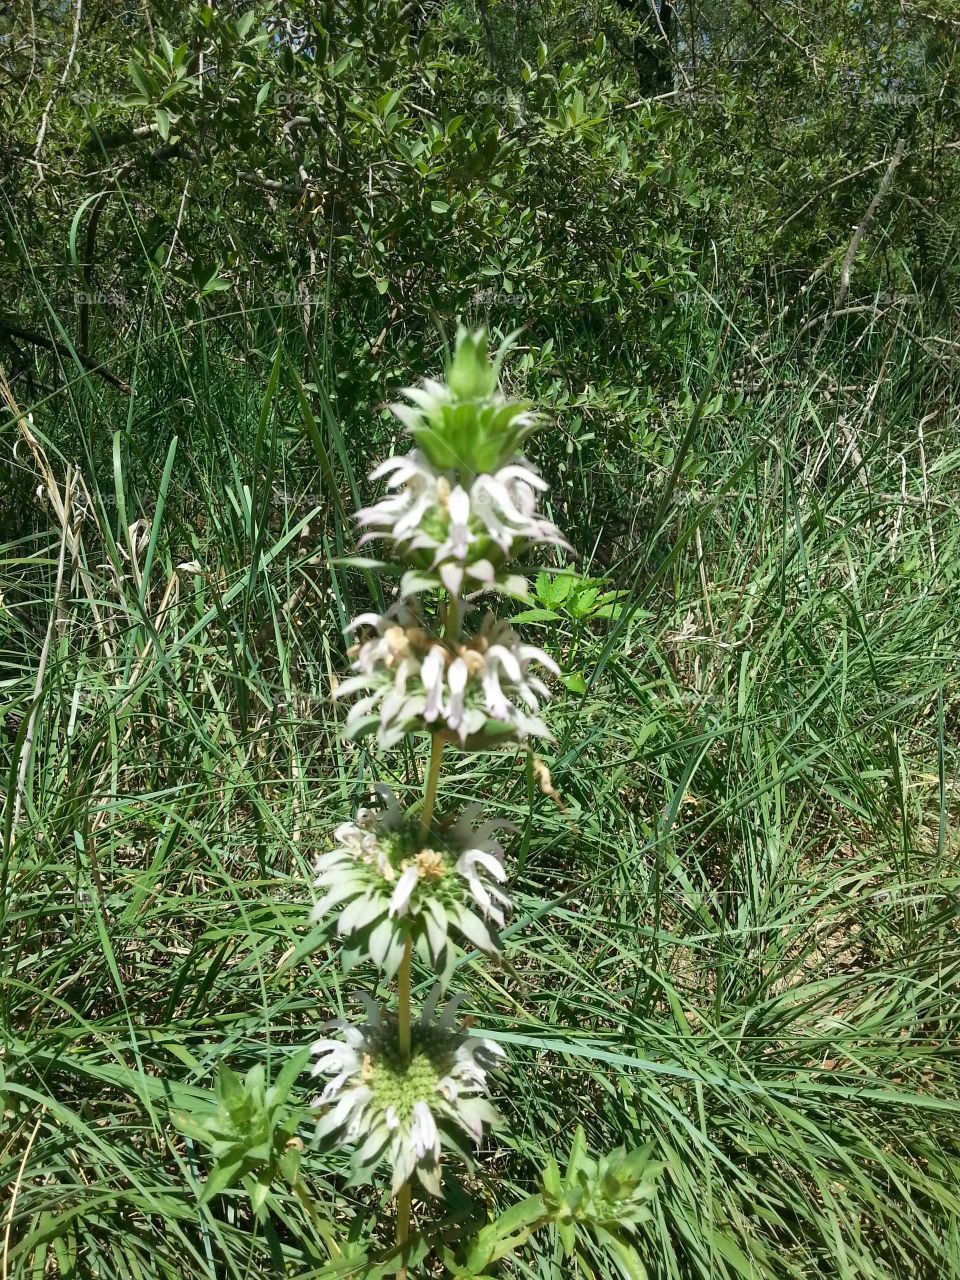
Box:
xmin=390 ymin=326 xmax=541 ymax=475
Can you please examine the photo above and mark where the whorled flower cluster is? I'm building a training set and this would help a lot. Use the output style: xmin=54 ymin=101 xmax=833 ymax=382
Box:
xmin=356 ymin=453 xmax=568 ymax=600
xmin=312 ymin=994 xmax=503 ymax=1195
xmin=335 ymin=607 xmax=559 ymax=748
xmin=313 ymin=786 xmax=512 ymax=977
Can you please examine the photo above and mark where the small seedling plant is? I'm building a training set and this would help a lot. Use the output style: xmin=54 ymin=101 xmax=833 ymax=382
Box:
xmin=174 ymin=328 xmax=661 ymax=1277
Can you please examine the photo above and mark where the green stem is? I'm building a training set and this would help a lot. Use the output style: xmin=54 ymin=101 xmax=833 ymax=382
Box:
xmin=420 ymin=732 xmax=445 ymax=836
xmin=395 ymin=734 xmax=444 ymax=1272
xmin=396 ymin=1180 xmax=412 ymax=1276
xmin=397 ymin=935 xmax=413 ymax=1058
xmin=445 ymin=593 xmax=461 ymax=642
xmin=397 ymin=602 xmax=454 ymax=1274
xmin=396 ymin=934 xmax=414 ymax=1273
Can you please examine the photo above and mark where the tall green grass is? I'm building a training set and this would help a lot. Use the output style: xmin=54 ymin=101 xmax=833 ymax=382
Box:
xmin=2 ymin=263 xmax=960 ymax=1278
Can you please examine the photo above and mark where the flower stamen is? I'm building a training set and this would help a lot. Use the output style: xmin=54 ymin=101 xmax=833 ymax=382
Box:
xmin=415 ymin=848 xmax=446 ymax=880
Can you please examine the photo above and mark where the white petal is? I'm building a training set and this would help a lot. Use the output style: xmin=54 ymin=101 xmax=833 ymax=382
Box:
xmin=448 ymin=484 xmax=471 ymax=525
xmin=519 ymin=644 xmax=561 ymax=675
xmin=487 ymin=643 xmax=521 ymax=683
xmin=389 ymin=864 xmax=420 ymax=917
xmin=410 ymin=1101 xmax=439 ymax=1161
xmin=455 ymin=907 xmax=497 ymax=953
xmin=497 ymin=462 xmax=548 ymax=491
xmin=468 ymin=558 xmax=495 ymax=583
xmin=368 ymin=455 xmax=412 ymax=482
xmin=440 ymin=561 xmax=464 ymax=596
xmin=462 ymin=848 xmax=507 ymax=882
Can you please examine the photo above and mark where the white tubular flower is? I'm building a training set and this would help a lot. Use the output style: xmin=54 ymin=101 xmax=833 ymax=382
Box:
xmin=449 ymin=803 xmax=512 ymax=928
xmin=312 ymin=789 xmax=515 ymax=977
xmin=311 ymin=1030 xmax=364 ymax=1103
xmin=471 ymin=463 xmax=561 ymax=553
xmin=311 ymin=996 xmax=504 ymax=1196
xmin=334 ymin=606 xmax=432 ymax=748
xmin=355 ymin=449 xmax=568 ymax=601
xmin=336 ymin=610 xmax=559 ymax=748
xmin=472 ymin=614 xmax=560 ymax=740
xmin=410 ymin=1101 xmax=439 ymax=1162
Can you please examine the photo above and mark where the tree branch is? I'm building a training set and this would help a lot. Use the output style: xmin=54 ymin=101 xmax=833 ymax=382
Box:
xmin=0 ymin=320 xmax=131 ymax=394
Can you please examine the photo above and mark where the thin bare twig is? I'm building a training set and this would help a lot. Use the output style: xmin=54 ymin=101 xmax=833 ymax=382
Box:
xmin=774 ymin=157 xmax=888 ymax=239
xmin=164 ymin=178 xmax=192 ymax=269
xmin=835 ymin=137 xmax=906 ymax=312
xmin=33 ymin=0 xmax=83 ymax=182
xmin=0 ymin=320 xmax=131 ymax=394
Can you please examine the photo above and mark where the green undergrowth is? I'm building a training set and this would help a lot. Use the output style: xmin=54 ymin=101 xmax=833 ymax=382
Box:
xmin=2 ymin=301 xmax=960 ymax=1278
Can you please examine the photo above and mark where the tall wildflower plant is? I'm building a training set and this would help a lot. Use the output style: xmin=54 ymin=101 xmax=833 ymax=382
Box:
xmin=174 ymin=328 xmax=661 ymax=1279
xmin=318 ymin=327 xmax=567 ymax=1255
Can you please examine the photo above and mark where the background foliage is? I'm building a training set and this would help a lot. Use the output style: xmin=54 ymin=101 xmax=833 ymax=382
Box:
xmin=2 ymin=1 xmax=960 ymax=1277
